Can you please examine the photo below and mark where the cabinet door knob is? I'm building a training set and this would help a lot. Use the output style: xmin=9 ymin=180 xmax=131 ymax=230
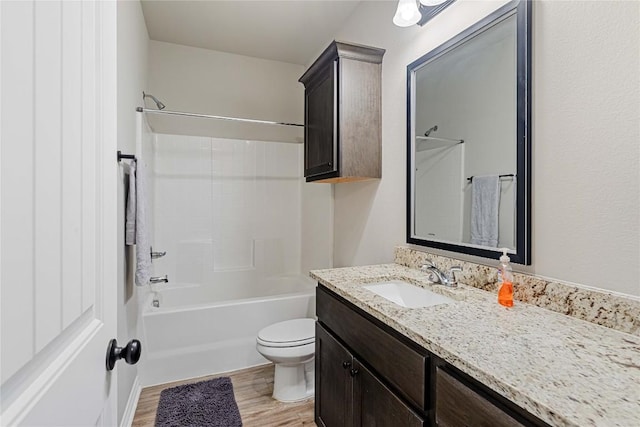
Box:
xmin=350 ymin=368 xmax=359 ymax=377
xmin=342 ymin=361 xmax=351 ymax=369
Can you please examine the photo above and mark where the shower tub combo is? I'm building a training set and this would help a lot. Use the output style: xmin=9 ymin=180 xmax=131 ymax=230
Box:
xmin=140 ymin=275 xmax=316 ymax=386
xmin=139 ymin=127 xmax=321 ymax=387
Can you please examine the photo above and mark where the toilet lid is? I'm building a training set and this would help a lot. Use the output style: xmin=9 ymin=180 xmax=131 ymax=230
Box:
xmin=257 ymin=318 xmax=315 ymax=348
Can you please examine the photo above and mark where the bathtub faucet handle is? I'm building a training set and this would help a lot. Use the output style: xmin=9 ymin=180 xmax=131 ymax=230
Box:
xmin=149 ymin=275 xmax=168 ymax=284
xmin=150 ymin=247 xmax=167 ymax=260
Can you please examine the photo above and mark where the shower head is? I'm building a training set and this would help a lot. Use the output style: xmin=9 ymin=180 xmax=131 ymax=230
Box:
xmin=143 ymin=92 xmax=166 ymax=110
xmin=424 ymin=125 xmax=438 ymax=137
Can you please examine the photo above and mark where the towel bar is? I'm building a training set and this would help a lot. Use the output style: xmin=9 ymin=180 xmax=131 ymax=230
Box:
xmin=467 ymin=174 xmax=515 ymax=182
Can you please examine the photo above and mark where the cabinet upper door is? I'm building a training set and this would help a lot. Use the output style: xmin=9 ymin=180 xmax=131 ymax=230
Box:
xmin=304 ymin=60 xmax=338 ymax=179
xmin=316 ymin=323 xmax=353 ymax=427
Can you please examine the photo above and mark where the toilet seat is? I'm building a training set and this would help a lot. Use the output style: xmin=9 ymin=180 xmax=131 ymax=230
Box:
xmin=256 ymin=318 xmax=316 ymax=402
xmin=257 ymin=318 xmax=315 ymax=348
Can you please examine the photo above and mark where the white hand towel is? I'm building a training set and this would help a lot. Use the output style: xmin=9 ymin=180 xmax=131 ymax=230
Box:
xmin=125 ymin=161 xmax=136 ymax=246
xmin=134 ymin=160 xmax=152 ymax=286
xmin=470 ymin=175 xmax=500 ymax=247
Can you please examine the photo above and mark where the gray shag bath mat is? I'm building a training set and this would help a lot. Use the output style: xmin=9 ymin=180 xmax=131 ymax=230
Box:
xmin=155 ymin=377 xmax=242 ymax=427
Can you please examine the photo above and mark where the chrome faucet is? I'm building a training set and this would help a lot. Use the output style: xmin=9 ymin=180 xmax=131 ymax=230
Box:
xmin=420 ymin=261 xmax=462 ymax=288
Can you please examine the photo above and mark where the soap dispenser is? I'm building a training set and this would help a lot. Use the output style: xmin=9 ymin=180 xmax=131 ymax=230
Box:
xmin=497 ymin=248 xmax=514 ymax=307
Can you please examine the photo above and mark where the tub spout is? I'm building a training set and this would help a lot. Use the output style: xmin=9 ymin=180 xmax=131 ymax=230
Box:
xmin=150 ymin=275 xmax=168 ymax=284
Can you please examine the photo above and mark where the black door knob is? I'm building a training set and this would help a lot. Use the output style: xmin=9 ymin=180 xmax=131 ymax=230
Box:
xmin=106 ymin=338 xmax=142 ymax=371
xmin=350 ymin=368 xmax=359 ymax=377
xmin=342 ymin=361 xmax=351 ymax=369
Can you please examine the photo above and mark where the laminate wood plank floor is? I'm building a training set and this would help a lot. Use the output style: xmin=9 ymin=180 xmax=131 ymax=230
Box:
xmin=132 ymin=364 xmax=316 ymax=427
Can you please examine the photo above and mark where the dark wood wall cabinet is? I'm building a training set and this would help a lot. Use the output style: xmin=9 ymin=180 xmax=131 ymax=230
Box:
xmin=316 ymin=285 xmax=550 ymax=427
xmin=299 ymin=41 xmax=385 ymax=183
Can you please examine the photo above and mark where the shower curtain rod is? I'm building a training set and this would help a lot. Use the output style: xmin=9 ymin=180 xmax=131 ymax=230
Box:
xmin=136 ymin=107 xmax=304 ymax=128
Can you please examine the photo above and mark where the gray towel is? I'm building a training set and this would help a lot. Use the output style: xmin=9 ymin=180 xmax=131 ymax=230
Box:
xmin=134 ymin=161 xmax=152 ymax=286
xmin=470 ymin=175 xmax=500 ymax=247
xmin=125 ymin=161 xmax=136 ymax=245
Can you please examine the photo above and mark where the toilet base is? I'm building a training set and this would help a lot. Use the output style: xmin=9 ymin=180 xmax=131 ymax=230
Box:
xmin=272 ymin=360 xmax=315 ymax=402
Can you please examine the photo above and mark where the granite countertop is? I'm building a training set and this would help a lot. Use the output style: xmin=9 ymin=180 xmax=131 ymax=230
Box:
xmin=310 ymin=264 xmax=640 ymax=427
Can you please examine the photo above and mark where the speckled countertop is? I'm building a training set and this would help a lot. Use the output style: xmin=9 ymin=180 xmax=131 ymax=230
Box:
xmin=310 ymin=264 xmax=640 ymax=427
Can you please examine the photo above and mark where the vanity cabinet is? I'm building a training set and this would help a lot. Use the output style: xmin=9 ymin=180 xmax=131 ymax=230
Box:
xmin=316 ymin=284 xmax=549 ymax=427
xmin=299 ymin=41 xmax=385 ymax=183
xmin=316 ymin=286 xmax=427 ymax=426
xmin=316 ymin=325 xmax=424 ymax=427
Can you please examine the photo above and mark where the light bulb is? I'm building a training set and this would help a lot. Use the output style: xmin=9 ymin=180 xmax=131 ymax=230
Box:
xmin=419 ymin=0 xmax=448 ymax=6
xmin=393 ymin=0 xmax=421 ymax=27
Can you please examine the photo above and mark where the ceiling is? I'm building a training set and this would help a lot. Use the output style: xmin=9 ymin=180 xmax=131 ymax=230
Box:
xmin=140 ymin=1 xmax=364 ymax=66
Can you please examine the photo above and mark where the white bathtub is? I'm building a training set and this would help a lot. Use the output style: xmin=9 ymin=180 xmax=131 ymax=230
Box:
xmin=140 ymin=275 xmax=316 ymax=386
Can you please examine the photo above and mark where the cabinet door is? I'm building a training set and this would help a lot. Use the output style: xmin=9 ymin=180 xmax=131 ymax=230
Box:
xmin=316 ymin=323 xmax=353 ymax=427
xmin=353 ymin=360 xmax=425 ymax=427
xmin=304 ymin=60 xmax=338 ymax=179
xmin=435 ymin=367 xmax=525 ymax=427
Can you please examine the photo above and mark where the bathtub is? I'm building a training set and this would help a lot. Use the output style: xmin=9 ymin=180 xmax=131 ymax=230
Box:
xmin=139 ymin=275 xmax=316 ymax=386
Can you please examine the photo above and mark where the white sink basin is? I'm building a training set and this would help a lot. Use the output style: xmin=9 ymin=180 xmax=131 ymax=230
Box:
xmin=363 ymin=280 xmax=454 ymax=308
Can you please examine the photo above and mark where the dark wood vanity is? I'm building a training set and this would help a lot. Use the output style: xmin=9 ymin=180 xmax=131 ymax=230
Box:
xmin=299 ymin=41 xmax=385 ymax=183
xmin=316 ymin=285 xmax=548 ymax=427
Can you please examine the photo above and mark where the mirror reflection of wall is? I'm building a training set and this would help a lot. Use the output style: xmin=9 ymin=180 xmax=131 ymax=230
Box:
xmin=414 ymin=13 xmax=517 ymax=249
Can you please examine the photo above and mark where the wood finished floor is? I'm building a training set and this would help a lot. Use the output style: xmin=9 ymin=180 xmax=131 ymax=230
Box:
xmin=132 ymin=364 xmax=316 ymax=427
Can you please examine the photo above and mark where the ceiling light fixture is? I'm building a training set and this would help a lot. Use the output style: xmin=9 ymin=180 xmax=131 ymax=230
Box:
xmin=393 ymin=0 xmax=422 ymax=27
xmin=393 ymin=0 xmax=454 ymax=28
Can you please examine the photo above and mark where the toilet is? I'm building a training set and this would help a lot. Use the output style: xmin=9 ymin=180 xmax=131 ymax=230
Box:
xmin=256 ymin=318 xmax=315 ymax=402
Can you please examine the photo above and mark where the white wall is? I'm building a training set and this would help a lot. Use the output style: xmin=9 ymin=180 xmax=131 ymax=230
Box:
xmin=146 ymin=40 xmax=305 ymax=143
xmin=332 ymin=0 xmax=640 ymax=297
xmin=147 ymin=40 xmax=333 ymax=276
xmin=148 ymin=40 xmax=303 ymax=124
xmin=116 ymin=0 xmax=148 ymax=424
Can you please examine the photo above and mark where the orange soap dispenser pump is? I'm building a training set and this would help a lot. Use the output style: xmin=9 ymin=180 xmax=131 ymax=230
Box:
xmin=497 ymin=248 xmax=514 ymax=307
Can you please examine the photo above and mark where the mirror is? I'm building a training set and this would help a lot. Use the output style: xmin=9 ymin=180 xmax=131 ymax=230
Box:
xmin=407 ymin=0 xmax=531 ymax=264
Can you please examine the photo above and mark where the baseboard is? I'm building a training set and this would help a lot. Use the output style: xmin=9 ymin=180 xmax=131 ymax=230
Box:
xmin=120 ymin=375 xmax=142 ymax=427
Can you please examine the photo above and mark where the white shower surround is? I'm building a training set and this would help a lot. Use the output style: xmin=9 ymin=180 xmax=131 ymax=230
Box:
xmin=151 ymin=133 xmax=303 ymax=283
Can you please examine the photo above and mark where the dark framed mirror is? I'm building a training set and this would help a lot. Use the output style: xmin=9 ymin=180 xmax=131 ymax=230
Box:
xmin=406 ymin=0 xmax=531 ymax=264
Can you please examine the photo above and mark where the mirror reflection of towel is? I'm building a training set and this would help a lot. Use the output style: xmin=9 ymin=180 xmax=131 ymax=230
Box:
xmin=470 ymin=175 xmax=500 ymax=247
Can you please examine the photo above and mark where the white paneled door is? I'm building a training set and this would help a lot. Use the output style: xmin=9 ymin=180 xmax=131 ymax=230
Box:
xmin=1 ymin=0 xmax=118 ymax=425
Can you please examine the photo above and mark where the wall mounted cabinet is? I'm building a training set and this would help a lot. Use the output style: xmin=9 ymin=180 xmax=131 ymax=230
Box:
xmin=299 ymin=41 xmax=385 ymax=183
